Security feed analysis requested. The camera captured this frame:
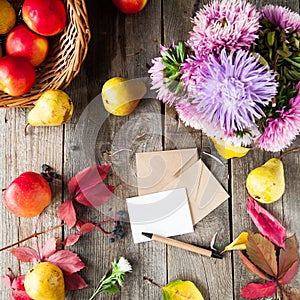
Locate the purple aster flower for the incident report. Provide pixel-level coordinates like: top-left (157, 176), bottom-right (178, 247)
top-left (262, 5), bottom-right (300, 32)
top-left (149, 43), bottom-right (188, 106)
top-left (176, 99), bottom-right (260, 147)
top-left (192, 48), bottom-right (278, 135)
top-left (188, 0), bottom-right (260, 57)
top-left (257, 95), bottom-right (300, 152)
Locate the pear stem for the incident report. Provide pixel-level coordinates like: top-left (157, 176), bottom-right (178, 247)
top-left (0, 223), bottom-right (65, 252)
top-left (24, 123), bottom-right (30, 136)
top-left (143, 276), bottom-right (162, 289)
top-left (278, 148), bottom-right (299, 160)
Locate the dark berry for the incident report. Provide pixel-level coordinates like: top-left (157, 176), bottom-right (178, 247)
top-left (40, 172), bottom-right (47, 178)
top-left (42, 164), bottom-right (50, 171)
top-left (117, 233), bottom-right (124, 239)
top-left (49, 172), bottom-right (59, 178)
top-left (112, 229), bottom-right (117, 235)
top-left (109, 237), bottom-right (115, 243)
top-left (71, 145), bottom-right (79, 151)
top-left (119, 221), bottom-right (124, 226)
top-left (118, 229), bottom-right (123, 235)
top-left (46, 177), bottom-right (53, 183)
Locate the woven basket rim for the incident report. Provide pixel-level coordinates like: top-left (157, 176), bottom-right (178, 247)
top-left (0, 0), bottom-right (91, 108)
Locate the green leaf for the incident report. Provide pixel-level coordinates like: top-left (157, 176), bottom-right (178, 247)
top-left (105, 285), bottom-right (120, 294)
top-left (246, 232), bottom-right (277, 277)
top-left (278, 234), bottom-right (299, 284)
top-left (162, 280), bottom-right (204, 300)
top-left (267, 31), bottom-right (276, 46)
top-left (277, 49), bottom-right (293, 58)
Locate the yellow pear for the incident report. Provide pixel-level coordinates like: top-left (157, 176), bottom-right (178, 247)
top-left (0, 0), bottom-right (16, 35)
top-left (24, 262), bottom-right (65, 300)
top-left (102, 77), bottom-right (146, 116)
top-left (246, 158), bottom-right (285, 204)
top-left (28, 90), bottom-right (73, 126)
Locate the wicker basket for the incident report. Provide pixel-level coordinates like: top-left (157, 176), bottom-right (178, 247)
top-left (0, 0), bottom-right (91, 108)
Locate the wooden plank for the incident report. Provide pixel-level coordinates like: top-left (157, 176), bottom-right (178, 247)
top-left (162, 1), bottom-right (233, 299)
top-left (0, 108), bottom-right (63, 299)
top-left (231, 2), bottom-right (300, 298)
top-left (63, 0), bottom-right (165, 299)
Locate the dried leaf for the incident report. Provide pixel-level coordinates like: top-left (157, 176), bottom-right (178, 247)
top-left (58, 200), bottom-right (77, 228)
top-left (78, 222), bottom-right (96, 233)
top-left (42, 237), bottom-right (59, 258)
top-left (240, 282), bottom-right (277, 299)
top-left (63, 234), bottom-right (81, 247)
top-left (64, 272), bottom-right (88, 290)
top-left (278, 234), bottom-right (299, 284)
top-left (11, 247), bottom-right (40, 263)
top-left (246, 232), bottom-right (277, 277)
top-left (238, 251), bottom-right (272, 281)
top-left (46, 250), bottom-right (85, 275)
top-left (247, 195), bottom-right (286, 248)
top-left (68, 165), bottom-right (111, 197)
top-left (225, 232), bottom-right (248, 251)
top-left (162, 280), bottom-right (204, 300)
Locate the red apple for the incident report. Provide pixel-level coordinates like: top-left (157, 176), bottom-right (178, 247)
top-left (112, 0), bottom-right (148, 14)
top-left (0, 56), bottom-right (36, 96)
top-left (22, 0), bottom-right (67, 36)
top-left (6, 25), bottom-right (49, 67)
top-left (4, 172), bottom-right (52, 218)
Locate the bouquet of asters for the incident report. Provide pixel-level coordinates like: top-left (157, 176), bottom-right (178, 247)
top-left (149, 0), bottom-right (300, 152)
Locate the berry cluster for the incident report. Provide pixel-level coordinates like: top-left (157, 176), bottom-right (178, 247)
top-left (109, 211), bottom-right (127, 243)
top-left (40, 164), bottom-right (59, 183)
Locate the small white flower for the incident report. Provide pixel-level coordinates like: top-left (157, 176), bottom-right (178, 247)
top-left (117, 257), bottom-right (132, 273)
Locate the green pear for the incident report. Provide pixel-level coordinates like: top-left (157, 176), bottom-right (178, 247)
top-left (28, 90), bottom-right (73, 126)
top-left (246, 158), bottom-right (285, 204)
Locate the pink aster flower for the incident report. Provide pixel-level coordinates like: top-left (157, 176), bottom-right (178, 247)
top-left (188, 0), bottom-right (260, 57)
top-left (257, 95), bottom-right (300, 152)
top-left (262, 5), bottom-right (300, 32)
top-left (148, 43), bottom-right (188, 106)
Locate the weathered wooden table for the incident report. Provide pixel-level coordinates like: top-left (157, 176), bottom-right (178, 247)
top-left (1, 0), bottom-right (300, 299)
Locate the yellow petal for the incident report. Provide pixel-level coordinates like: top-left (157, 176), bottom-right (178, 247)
top-left (225, 232), bottom-right (248, 251)
top-left (212, 138), bottom-right (251, 159)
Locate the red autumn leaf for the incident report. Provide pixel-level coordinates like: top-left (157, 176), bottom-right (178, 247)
top-left (11, 247), bottom-right (40, 263)
top-left (58, 200), bottom-right (77, 228)
top-left (2, 274), bottom-right (12, 289)
top-left (279, 260), bottom-right (299, 285)
top-left (63, 234), bottom-right (81, 247)
top-left (74, 182), bottom-right (115, 207)
top-left (278, 234), bottom-right (299, 284)
top-left (68, 165), bottom-right (111, 197)
top-left (46, 250), bottom-right (85, 275)
top-left (42, 237), bottom-right (59, 258)
top-left (11, 290), bottom-right (33, 300)
top-left (246, 195), bottom-right (286, 248)
top-left (246, 232), bottom-right (277, 277)
top-left (240, 282), bottom-right (277, 299)
top-left (78, 222), bottom-right (96, 233)
top-left (63, 272), bottom-right (88, 290)
top-left (12, 275), bottom-right (26, 291)
top-left (238, 251), bottom-right (273, 281)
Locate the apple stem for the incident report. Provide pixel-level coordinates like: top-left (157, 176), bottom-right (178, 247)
top-left (278, 148), bottom-right (299, 160)
top-left (0, 223), bottom-right (65, 252)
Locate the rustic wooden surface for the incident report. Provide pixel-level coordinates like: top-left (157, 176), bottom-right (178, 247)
top-left (0, 0), bottom-right (300, 299)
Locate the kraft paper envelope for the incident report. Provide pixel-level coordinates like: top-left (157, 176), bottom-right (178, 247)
top-left (126, 188), bottom-right (194, 243)
top-left (136, 149), bottom-right (229, 225)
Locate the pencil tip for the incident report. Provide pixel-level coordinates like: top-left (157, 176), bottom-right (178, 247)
top-left (142, 232), bottom-right (153, 239)
top-left (211, 251), bottom-right (223, 259)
